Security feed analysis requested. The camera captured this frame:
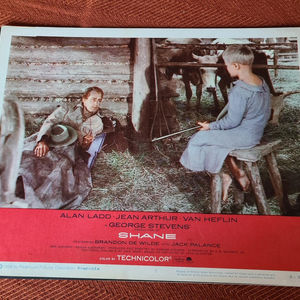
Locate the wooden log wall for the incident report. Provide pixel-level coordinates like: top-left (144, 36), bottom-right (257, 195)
top-left (5, 37), bottom-right (133, 120)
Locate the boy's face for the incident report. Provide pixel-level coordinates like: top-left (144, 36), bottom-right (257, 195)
top-left (82, 90), bottom-right (103, 113)
top-left (225, 61), bottom-right (239, 77)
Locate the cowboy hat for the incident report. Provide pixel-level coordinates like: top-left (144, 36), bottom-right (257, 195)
top-left (48, 124), bottom-right (78, 147)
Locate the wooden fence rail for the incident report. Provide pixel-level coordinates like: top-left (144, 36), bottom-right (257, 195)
top-left (156, 42), bottom-right (298, 51)
top-left (157, 62), bottom-right (299, 70)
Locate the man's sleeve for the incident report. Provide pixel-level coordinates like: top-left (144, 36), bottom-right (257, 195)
top-left (36, 105), bottom-right (67, 143)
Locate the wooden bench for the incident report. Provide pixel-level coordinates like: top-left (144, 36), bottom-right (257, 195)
top-left (211, 140), bottom-right (283, 215)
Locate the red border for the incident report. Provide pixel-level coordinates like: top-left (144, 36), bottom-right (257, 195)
top-left (0, 208), bottom-right (299, 271)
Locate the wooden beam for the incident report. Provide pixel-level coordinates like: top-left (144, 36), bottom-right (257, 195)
top-left (5, 79), bottom-right (132, 99)
top-left (9, 47), bottom-right (131, 64)
top-left (19, 100), bottom-right (129, 116)
top-left (131, 38), bottom-right (152, 134)
top-left (157, 62), bottom-right (299, 70)
top-left (156, 42), bottom-right (297, 51)
top-left (7, 63), bottom-right (131, 78)
top-left (229, 140), bottom-right (281, 162)
top-left (11, 37), bottom-right (131, 47)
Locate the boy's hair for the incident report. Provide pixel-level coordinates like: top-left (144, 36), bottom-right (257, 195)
top-left (83, 86), bottom-right (104, 99)
top-left (222, 45), bottom-right (254, 65)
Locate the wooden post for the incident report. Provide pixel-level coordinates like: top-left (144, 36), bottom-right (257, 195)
top-left (232, 160), bottom-right (244, 209)
top-left (233, 187), bottom-right (245, 212)
top-left (244, 161), bottom-right (270, 215)
top-left (131, 38), bottom-right (152, 136)
top-left (0, 100), bottom-right (24, 204)
top-left (211, 173), bottom-right (222, 213)
top-left (274, 50), bottom-right (279, 77)
top-left (265, 152), bottom-right (284, 214)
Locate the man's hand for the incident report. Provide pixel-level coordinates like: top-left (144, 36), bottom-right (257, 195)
top-left (34, 141), bottom-right (49, 157)
top-left (197, 121), bottom-right (210, 131)
top-left (82, 132), bottom-right (94, 149)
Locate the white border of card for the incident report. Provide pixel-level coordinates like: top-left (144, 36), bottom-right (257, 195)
top-left (0, 26), bottom-right (299, 286)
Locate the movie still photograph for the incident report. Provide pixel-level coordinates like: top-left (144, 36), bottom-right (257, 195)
top-left (1, 34), bottom-right (299, 215)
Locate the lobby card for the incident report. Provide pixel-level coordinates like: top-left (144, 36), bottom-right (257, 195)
top-left (0, 26), bottom-right (300, 286)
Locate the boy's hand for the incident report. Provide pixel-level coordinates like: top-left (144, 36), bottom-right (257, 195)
top-left (34, 141), bottom-right (49, 157)
top-left (82, 132), bottom-right (94, 149)
top-left (197, 121), bottom-right (210, 131)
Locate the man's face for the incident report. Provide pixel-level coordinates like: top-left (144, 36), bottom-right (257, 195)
top-left (82, 90), bottom-right (103, 113)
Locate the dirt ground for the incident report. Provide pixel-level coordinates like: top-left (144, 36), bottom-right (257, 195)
top-left (78, 65), bottom-right (300, 216)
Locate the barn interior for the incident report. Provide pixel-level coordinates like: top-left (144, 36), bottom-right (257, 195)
top-left (4, 36), bottom-right (300, 215)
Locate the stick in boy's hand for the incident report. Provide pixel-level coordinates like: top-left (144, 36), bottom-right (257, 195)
top-left (197, 121), bottom-right (210, 131)
top-left (151, 125), bottom-right (202, 142)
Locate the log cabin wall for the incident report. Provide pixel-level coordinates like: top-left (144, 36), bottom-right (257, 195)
top-left (4, 36), bottom-right (133, 126)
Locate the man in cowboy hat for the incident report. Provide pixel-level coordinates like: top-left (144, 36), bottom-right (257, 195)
top-left (34, 86), bottom-right (113, 168)
top-left (16, 86), bottom-right (115, 209)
